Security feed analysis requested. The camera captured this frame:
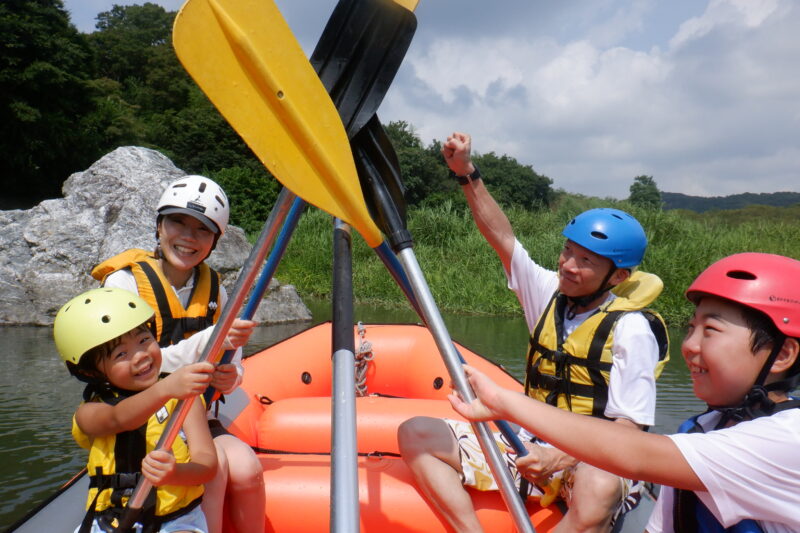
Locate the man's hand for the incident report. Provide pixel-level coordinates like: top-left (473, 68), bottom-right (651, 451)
top-left (515, 443), bottom-right (576, 486)
top-left (441, 131), bottom-right (475, 176)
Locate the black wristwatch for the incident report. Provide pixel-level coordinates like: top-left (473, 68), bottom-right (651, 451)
top-left (450, 164), bottom-right (482, 185)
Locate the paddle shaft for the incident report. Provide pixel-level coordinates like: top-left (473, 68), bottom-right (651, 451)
top-left (396, 248), bottom-right (536, 533)
top-left (115, 188), bottom-right (296, 532)
top-left (373, 243), bottom-right (528, 453)
top-left (331, 219), bottom-right (360, 530)
top-left (203, 193), bottom-right (304, 404)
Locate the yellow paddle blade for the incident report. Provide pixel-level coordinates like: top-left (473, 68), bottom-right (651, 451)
top-left (173, 0), bottom-right (383, 247)
top-left (394, 0), bottom-right (420, 11)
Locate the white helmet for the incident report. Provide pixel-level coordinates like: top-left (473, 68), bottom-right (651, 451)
top-left (157, 175), bottom-right (229, 235)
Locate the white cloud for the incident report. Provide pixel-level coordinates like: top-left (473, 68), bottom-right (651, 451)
top-left (670, 0), bottom-right (780, 50)
top-left (379, 0), bottom-right (800, 198)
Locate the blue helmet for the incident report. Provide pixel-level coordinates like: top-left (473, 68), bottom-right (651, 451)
top-left (562, 208), bottom-right (647, 268)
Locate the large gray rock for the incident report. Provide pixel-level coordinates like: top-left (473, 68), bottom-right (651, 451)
top-left (0, 146), bottom-right (311, 326)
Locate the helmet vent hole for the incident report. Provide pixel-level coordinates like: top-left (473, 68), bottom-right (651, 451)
top-left (101, 315), bottom-right (111, 323)
top-left (611, 214), bottom-right (623, 220)
top-left (128, 302), bottom-right (136, 309)
top-left (199, 182), bottom-right (207, 193)
top-left (84, 298), bottom-right (91, 304)
top-left (174, 183), bottom-right (186, 189)
top-left (214, 195), bottom-right (225, 208)
top-left (591, 231), bottom-right (608, 240)
top-left (726, 270), bottom-right (756, 281)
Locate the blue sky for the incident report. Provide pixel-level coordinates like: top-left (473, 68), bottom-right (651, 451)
top-left (62, 0), bottom-right (800, 199)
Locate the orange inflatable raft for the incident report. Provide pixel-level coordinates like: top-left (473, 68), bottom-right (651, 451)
top-left (217, 322), bottom-right (563, 532)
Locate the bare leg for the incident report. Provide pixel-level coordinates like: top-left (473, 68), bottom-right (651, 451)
top-left (215, 434), bottom-right (266, 533)
top-left (554, 462), bottom-right (621, 533)
top-left (398, 416), bottom-right (485, 533)
top-left (202, 438), bottom-right (230, 533)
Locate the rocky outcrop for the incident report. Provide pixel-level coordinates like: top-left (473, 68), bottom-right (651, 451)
top-left (0, 146), bottom-right (311, 326)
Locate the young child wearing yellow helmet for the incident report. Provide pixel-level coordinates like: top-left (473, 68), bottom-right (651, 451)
top-left (55, 287), bottom-right (217, 533)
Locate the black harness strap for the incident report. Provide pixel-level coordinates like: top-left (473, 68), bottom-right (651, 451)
top-left (586, 310), bottom-right (622, 418)
top-left (525, 293), bottom-right (557, 396)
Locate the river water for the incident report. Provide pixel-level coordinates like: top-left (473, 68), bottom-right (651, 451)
top-left (0, 299), bottom-right (703, 528)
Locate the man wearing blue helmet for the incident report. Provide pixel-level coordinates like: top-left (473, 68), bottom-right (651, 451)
top-left (399, 132), bottom-right (669, 532)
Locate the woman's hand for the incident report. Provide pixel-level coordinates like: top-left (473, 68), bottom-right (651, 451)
top-left (210, 363), bottom-right (238, 394)
top-left (223, 319), bottom-right (257, 350)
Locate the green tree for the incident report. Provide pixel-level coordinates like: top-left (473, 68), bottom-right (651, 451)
top-left (629, 175), bottom-right (662, 210)
top-left (88, 3), bottom-right (173, 85)
top-left (0, 0), bottom-right (96, 204)
top-left (384, 121), bottom-right (453, 207)
top-left (474, 152), bottom-right (553, 210)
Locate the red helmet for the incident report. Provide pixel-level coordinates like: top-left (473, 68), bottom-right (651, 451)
top-left (686, 253), bottom-right (800, 338)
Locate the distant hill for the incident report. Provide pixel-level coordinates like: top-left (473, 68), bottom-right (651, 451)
top-left (662, 191), bottom-right (800, 212)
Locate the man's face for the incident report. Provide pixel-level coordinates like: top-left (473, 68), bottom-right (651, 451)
top-left (557, 240), bottom-right (615, 298)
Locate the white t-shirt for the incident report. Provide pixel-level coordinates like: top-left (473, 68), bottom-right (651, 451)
top-left (104, 268), bottom-right (244, 392)
top-left (647, 408), bottom-right (800, 532)
top-left (507, 239), bottom-right (659, 426)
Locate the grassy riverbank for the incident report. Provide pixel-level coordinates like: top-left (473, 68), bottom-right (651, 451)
top-left (273, 197), bottom-right (800, 326)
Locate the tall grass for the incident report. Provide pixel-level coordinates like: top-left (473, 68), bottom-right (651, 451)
top-left (273, 199), bottom-right (800, 327)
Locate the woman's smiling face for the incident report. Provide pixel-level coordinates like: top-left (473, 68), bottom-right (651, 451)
top-left (681, 296), bottom-right (771, 406)
top-left (157, 213), bottom-right (216, 272)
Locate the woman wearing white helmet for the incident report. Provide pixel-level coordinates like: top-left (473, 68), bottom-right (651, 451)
top-left (91, 175), bottom-right (265, 533)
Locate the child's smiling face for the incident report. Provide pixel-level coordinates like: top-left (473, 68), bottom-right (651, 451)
top-left (98, 328), bottom-right (162, 391)
top-left (682, 296), bottom-right (772, 407)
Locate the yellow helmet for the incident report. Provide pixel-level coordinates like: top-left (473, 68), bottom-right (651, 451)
top-left (54, 288), bottom-right (154, 366)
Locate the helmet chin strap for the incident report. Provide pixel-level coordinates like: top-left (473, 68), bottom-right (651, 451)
top-left (565, 266), bottom-right (617, 320)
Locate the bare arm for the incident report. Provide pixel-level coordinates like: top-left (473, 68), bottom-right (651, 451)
top-left (442, 132), bottom-right (516, 272)
top-left (75, 362), bottom-right (214, 437)
top-left (451, 365), bottom-right (704, 491)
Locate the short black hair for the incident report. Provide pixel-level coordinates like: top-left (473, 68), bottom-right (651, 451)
top-left (738, 304), bottom-right (800, 379)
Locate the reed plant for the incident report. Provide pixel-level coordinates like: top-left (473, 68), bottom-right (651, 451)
top-left (274, 198), bottom-right (800, 328)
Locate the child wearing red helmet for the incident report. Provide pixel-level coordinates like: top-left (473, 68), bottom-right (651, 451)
top-left (449, 253), bottom-right (800, 531)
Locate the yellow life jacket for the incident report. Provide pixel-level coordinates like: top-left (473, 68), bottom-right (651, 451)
top-left (91, 249), bottom-right (221, 348)
top-left (72, 389), bottom-right (204, 529)
top-left (524, 270), bottom-right (670, 419)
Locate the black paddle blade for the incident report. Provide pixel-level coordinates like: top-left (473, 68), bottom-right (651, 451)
top-left (352, 114), bottom-right (413, 251)
top-left (310, 0), bottom-right (417, 138)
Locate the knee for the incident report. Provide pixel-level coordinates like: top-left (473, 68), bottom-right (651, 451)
top-left (214, 440), bottom-right (230, 473)
top-left (568, 468), bottom-right (621, 527)
top-left (397, 416), bottom-right (449, 457)
top-left (224, 442), bottom-right (264, 488)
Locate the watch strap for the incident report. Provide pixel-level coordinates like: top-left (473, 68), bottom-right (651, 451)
top-left (450, 164), bottom-right (482, 185)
